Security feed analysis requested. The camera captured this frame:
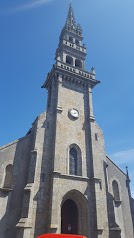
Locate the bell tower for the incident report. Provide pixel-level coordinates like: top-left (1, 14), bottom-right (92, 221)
top-left (43, 3), bottom-right (98, 123)
top-left (56, 3), bottom-right (86, 70)
top-left (0, 3), bottom-right (134, 238)
top-left (41, 3), bottom-right (109, 238)
top-left (42, 2), bottom-right (100, 175)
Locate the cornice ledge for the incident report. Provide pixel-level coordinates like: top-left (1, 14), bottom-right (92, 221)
top-left (56, 106), bottom-right (63, 113)
top-left (16, 218), bottom-right (32, 228)
top-left (0, 187), bottom-right (13, 192)
top-left (24, 183), bottom-right (33, 191)
top-left (92, 177), bottom-right (102, 181)
top-left (60, 173), bottom-right (89, 181)
top-left (109, 227), bottom-right (121, 231)
top-left (31, 149), bottom-right (37, 154)
top-left (50, 224), bottom-right (58, 229)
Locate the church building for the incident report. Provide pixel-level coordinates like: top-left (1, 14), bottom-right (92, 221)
top-left (0, 4), bottom-right (134, 238)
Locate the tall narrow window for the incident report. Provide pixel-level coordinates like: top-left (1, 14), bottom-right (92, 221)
top-left (66, 56), bottom-right (73, 65)
top-left (75, 59), bottom-right (82, 68)
top-left (75, 39), bottom-right (79, 45)
top-left (95, 133), bottom-right (98, 141)
top-left (69, 148), bottom-right (77, 175)
top-left (4, 164), bottom-right (13, 189)
top-left (69, 36), bottom-right (73, 43)
top-left (112, 180), bottom-right (120, 201)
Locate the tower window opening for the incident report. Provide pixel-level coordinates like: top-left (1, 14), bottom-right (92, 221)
top-left (69, 147), bottom-right (77, 175)
top-left (69, 144), bottom-right (82, 176)
top-left (75, 59), bottom-right (82, 68)
top-left (112, 180), bottom-right (120, 201)
top-left (66, 56), bottom-right (73, 65)
top-left (75, 39), bottom-right (79, 45)
top-left (95, 133), bottom-right (98, 141)
top-left (69, 36), bottom-right (73, 42)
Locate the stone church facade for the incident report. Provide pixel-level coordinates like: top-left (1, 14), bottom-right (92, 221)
top-left (0, 4), bottom-right (134, 238)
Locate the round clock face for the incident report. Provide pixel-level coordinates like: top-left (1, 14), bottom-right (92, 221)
top-left (69, 109), bottom-right (79, 119)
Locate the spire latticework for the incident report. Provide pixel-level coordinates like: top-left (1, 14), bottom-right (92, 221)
top-left (55, 2), bottom-right (87, 69)
top-left (65, 3), bottom-right (82, 36)
top-left (66, 3), bottom-right (76, 28)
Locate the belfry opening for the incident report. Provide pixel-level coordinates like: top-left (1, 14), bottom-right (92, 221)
top-left (61, 199), bottom-right (78, 234)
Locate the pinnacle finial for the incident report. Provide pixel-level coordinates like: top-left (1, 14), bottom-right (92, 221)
top-left (66, 2), bottom-right (76, 28)
top-left (126, 166), bottom-right (130, 180)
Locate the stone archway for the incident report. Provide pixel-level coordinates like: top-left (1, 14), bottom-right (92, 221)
top-left (61, 190), bottom-right (89, 237)
top-left (61, 199), bottom-right (78, 234)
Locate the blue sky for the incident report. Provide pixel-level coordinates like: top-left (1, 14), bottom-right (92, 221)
top-left (0, 0), bottom-right (134, 196)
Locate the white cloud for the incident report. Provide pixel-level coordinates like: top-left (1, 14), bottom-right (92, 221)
top-left (15, 0), bottom-right (53, 10)
top-left (109, 148), bottom-right (134, 166)
top-left (0, 0), bottom-right (53, 14)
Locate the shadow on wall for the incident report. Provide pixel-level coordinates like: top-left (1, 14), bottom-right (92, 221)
top-left (103, 161), bottom-right (121, 238)
top-left (0, 136), bottom-right (32, 238)
top-left (32, 116), bottom-right (56, 237)
top-left (131, 197), bottom-right (134, 228)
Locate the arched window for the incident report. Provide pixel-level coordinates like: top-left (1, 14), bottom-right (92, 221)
top-left (66, 56), bottom-right (73, 65)
top-left (69, 36), bottom-right (73, 43)
top-left (69, 148), bottom-right (77, 175)
top-left (4, 164), bottom-right (13, 189)
top-left (75, 59), bottom-right (82, 68)
top-left (69, 145), bottom-right (82, 176)
top-left (112, 180), bottom-right (120, 201)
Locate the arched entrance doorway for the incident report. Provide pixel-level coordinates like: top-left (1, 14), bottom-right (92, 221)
top-left (61, 199), bottom-right (78, 234)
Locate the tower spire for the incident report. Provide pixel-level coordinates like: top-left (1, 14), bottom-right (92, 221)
top-left (64, 3), bottom-right (82, 37)
top-left (66, 2), bottom-right (76, 29)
